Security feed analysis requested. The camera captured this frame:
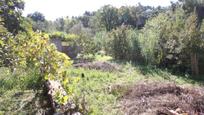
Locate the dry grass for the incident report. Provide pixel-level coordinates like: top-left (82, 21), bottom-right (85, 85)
top-left (120, 81), bottom-right (204, 115)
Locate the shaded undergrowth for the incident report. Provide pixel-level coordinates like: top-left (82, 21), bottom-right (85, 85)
top-left (0, 67), bottom-right (51, 114)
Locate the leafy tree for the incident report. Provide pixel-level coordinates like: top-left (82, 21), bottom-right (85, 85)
top-left (139, 6), bottom-right (204, 74)
top-left (98, 5), bottom-right (119, 31)
top-left (55, 18), bottom-right (65, 32)
top-left (138, 13), bottom-right (166, 64)
top-left (183, 12), bottom-right (204, 75)
top-left (26, 12), bottom-right (51, 32)
top-left (27, 11), bottom-right (45, 22)
top-left (110, 26), bottom-right (130, 60)
top-left (77, 32), bottom-right (99, 55)
top-left (78, 11), bottom-right (94, 28)
top-left (53, 17), bottom-right (79, 33)
top-left (69, 22), bottom-right (83, 34)
top-left (178, 0), bottom-right (204, 75)
top-left (0, 0), bottom-right (24, 34)
top-left (0, 23), bottom-right (16, 67)
top-left (108, 25), bottom-right (142, 61)
top-left (118, 6), bottom-right (132, 25)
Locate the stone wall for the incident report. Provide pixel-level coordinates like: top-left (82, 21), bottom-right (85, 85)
top-left (50, 38), bottom-right (62, 52)
top-left (50, 38), bottom-right (80, 59)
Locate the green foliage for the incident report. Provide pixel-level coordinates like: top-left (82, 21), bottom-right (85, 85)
top-left (138, 7), bottom-right (204, 73)
top-left (179, 0), bottom-right (204, 14)
top-left (65, 62), bottom-right (204, 114)
top-left (138, 12), bottom-right (169, 64)
top-left (0, 67), bottom-right (40, 94)
top-left (92, 4), bottom-right (163, 31)
top-left (18, 31), bottom-right (76, 103)
top-left (26, 12), bottom-right (55, 33)
top-left (52, 17), bottom-right (79, 33)
top-left (108, 25), bottom-right (142, 61)
top-left (0, 67), bottom-right (50, 114)
top-left (184, 12), bottom-right (204, 52)
top-left (78, 11), bottom-right (94, 28)
top-left (27, 12), bottom-right (45, 22)
top-left (30, 20), bottom-right (50, 32)
top-left (50, 31), bottom-right (99, 55)
top-left (98, 5), bottom-right (119, 31)
top-left (77, 33), bottom-right (100, 55)
top-left (0, 0), bottom-right (24, 34)
top-left (108, 26), bottom-right (130, 60)
top-left (25, 4), bottom-right (165, 33)
top-left (93, 31), bottom-right (109, 51)
top-left (0, 25), bottom-right (78, 105)
top-left (66, 67), bottom-right (139, 114)
top-left (0, 26), bottom-right (17, 67)
top-left (50, 31), bottom-right (79, 41)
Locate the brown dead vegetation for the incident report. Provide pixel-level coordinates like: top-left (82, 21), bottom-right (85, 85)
top-left (120, 82), bottom-right (204, 115)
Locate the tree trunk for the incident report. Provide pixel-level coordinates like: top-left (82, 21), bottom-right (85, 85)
top-left (191, 53), bottom-right (199, 76)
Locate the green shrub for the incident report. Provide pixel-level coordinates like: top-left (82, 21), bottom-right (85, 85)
top-left (93, 31), bottom-right (109, 51)
top-left (138, 8), bottom-right (204, 74)
top-left (0, 26), bottom-right (78, 105)
top-left (49, 31), bottom-right (79, 41)
top-left (107, 25), bottom-right (143, 62)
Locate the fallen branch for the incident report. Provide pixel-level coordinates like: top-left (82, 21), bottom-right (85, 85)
top-left (45, 80), bottom-right (81, 114)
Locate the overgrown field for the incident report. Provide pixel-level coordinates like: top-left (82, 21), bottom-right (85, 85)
top-left (0, 68), bottom-right (51, 114)
top-left (1, 0), bottom-right (204, 114)
top-left (1, 61), bottom-right (204, 114)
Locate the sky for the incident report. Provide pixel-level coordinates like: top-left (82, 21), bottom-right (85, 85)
top-left (23, 0), bottom-right (178, 21)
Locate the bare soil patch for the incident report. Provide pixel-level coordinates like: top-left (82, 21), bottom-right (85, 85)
top-left (73, 61), bottom-right (121, 72)
top-left (120, 82), bottom-right (204, 115)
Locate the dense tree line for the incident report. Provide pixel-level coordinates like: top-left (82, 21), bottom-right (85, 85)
top-left (27, 4), bottom-right (166, 33)
top-left (25, 1), bottom-right (204, 75)
top-left (2, 0), bottom-right (204, 76)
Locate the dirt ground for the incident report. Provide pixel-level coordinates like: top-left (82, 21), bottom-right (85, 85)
top-left (73, 61), bottom-right (121, 72)
top-left (120, 82), bottom-right (204, 115)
